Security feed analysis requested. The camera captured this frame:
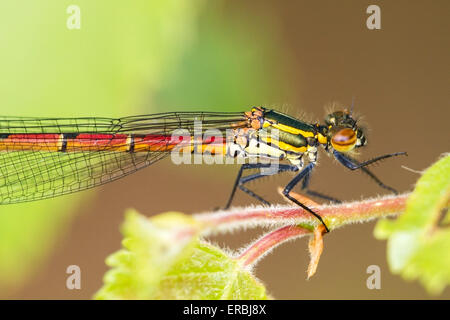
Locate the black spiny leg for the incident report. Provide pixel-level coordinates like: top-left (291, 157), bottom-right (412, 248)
top-left (360, 166), bottom-right (399, 194)
top-left (300, 169), bottom-right (342, 203)
top-left (224, 163), bottom-right (299, 209)
top-left (282, 163), bottom-right (330, 232)
top-left (333, 150), bottom-right (407, 194)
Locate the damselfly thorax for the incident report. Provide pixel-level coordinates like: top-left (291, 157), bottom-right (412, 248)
top-left (0, 107), bottom-right (406, 231)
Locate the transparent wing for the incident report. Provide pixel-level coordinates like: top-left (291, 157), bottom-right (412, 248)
top-left (0, 111), bottom-right (246, 204)
top-left (0, 149), bottom-right (170, 204)
top-left (0, 111), bottom-right (245, 134)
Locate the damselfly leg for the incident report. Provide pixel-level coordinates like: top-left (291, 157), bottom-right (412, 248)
top-left (333, 151), bottom-right (407, 195)
top-left (225, 162), bottom-right (341, 207)
top-left (224, 162), bottom-right (331, 232)
top-left (225, 152), bottom-right (408, 233)
top-left (281, 163), bottom-right (330, 232)
top-left (224, 163), bottom-right (299, 209)
top-left (300, 170), bottom-right (342, 204)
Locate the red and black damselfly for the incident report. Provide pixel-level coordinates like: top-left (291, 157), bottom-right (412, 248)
top-left (0, 107), bottom-right (406, 232)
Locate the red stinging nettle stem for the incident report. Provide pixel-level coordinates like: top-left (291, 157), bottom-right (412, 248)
top-left (230, 194), bottom-right (409, 269)
top-left (236, 225), bottom-right (309, 267)
top-left (196, 193), bottom-right (409, 231)
top-left (195, 194), bottom-right (409, 269)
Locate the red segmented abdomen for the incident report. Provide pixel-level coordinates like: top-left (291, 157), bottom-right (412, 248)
top-left (0, 133), bottom-right (228, 154)
top-left (65, 134), bottom-right (129, 151)
top-left (130, 134), bottom-right (227, 154)
top-left (0, 134), bottom-right (63, 151)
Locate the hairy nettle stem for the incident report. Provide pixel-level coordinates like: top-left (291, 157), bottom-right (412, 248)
top-left (236, 225), bottom-right (310, 268)
top-left (196, 193), bottom-right (409, 232)
top-left (194, 193), bottom-right (410, 274)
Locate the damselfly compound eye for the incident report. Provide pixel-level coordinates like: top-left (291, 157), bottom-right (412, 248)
top-left (331, 128), bottom-right (357, 152)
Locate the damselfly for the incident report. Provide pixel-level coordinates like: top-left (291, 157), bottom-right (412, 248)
top-left (0, 107), bottom-right (405, 232)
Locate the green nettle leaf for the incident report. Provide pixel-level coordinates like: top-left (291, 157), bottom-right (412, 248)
top-left (375, 154), bottom-right (450, 295)
top-left (95, 210), bottom-right (268, 300)
top-left (96, 156), bottom-right (450, 299)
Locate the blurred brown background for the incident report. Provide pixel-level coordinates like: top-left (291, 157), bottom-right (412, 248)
top-left (2, 0), bottom-right (449, 299)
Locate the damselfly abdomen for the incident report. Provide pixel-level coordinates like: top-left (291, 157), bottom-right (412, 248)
top-left (0, 107), bottom-right (406, 232)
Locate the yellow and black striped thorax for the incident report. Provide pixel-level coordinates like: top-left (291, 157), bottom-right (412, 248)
top-left (246, 107), bottom-right (327, 156)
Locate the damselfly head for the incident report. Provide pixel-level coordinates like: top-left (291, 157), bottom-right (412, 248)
top-left (323, 110), bottom-right (367, 152)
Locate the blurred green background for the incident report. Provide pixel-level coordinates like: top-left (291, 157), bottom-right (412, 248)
top-left (0, 0), bottom-right (448, 299)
